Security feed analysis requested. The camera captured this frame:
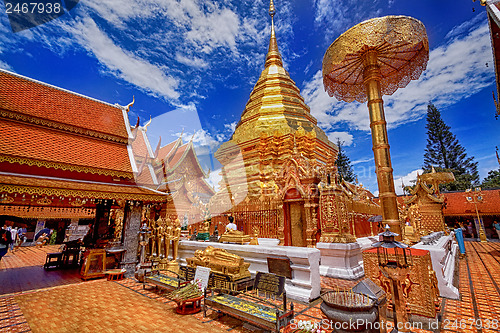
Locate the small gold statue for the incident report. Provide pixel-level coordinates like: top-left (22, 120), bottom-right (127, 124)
top-left (249, 226), bottom-right (259, 245)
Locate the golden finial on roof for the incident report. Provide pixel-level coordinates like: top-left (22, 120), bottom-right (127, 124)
top-left (126, 96), bottom-right (135, 113)
top-left (144, 115), bottom-right (152, 131)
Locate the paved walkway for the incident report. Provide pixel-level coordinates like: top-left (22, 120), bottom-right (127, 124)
top-left (0, 245), bottom-right (81, 295)
top-left (0, 242), bottom-right (499, 332)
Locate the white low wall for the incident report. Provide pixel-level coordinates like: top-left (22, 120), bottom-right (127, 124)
top-left (178, 240), bottom-right (321, 303)
top-left (412, 233), bottom-right (459, 299)
top-left (317, 242), bottom-right (364, 280)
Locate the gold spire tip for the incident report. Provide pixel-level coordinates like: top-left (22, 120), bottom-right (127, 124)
top-left (269, 0), bottom-right (275, 18)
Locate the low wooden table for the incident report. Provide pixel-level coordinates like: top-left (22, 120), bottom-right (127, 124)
top-left (174, 295), bottom-right (203, 315)
top-left (105, 269), bottom-right (126, 281)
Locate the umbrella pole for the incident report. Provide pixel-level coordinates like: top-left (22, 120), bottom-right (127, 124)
top-left (362, 50), bottom-right (401, 239)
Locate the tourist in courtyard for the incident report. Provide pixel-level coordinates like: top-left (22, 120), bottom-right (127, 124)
top-left (466, 220), bottom-right (475, 238)
top-left (9, 227), bottom-right (18, 252)
top-left (0, 224), bottom-right (13, 261)
top-left (493, 221), bottom-right (500, 239)
top-left (14, 227), bottom-right (26, 251)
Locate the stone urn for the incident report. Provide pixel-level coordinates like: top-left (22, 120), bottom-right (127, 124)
top-left (320, 291), bottom-right (379, 333)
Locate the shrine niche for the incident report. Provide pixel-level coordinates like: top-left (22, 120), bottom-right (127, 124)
top-left (274, 150), bottom-right (321, 247)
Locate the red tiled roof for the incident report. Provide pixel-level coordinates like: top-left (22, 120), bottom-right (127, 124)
top-left (0, 70), bottom-right (128, 140)
top-left (131, 128), bottom-right (150, 159)
top-left (0, 118), bottom-right (133, 176)
top-left (157, 139), bottom-right (179, 161)
top-left (168, 143), bottom-right (188, 167)
top-left (136, 165), bottom-right (156, 186)
top-left (443, 189), bottom-right (500, 216)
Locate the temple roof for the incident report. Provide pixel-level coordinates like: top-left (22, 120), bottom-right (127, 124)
top-left (0, 117), bottom-right (133, 178)
top-left (131, 126), bottom-right (155, 160)
top-left (157, 137), bottom-right (182, 161)
top-left (0, 69), bottom-right (129, 142)
top-left (442, 189), bottom-right (500, 216)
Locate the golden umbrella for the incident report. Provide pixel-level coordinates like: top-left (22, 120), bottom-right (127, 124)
top-left (322, 16), bottom-right (429, 238)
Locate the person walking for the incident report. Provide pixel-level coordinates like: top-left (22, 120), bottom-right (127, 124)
top-left (466, 220), bottom-right (474, 239)
top-left (0, 224), bottom-right (13, 261)
top-left (9, 227), bottom-right (18, 253)
top-left (493, 221), bottom-right (500, 239)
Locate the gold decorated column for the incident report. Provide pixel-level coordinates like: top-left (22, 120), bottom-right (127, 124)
top-left (322, 16), bottom-right (429, 239)
top-left (362, 49), bottom-right (400, 233)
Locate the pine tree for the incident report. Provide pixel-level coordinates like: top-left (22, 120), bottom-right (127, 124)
top-left (481, 168), bottom-right (500, 189)
top-left (335, 139), bottom-right (356, 183)
top-left (423, 103), bottom-right (479, 191)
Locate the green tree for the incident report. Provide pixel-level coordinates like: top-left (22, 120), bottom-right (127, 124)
top-left (481, 168), bottom-right (500, 189)
top-left (335, 139), bottom-right (356, 183)
top-left (423, 103), bottom-right (479, 191)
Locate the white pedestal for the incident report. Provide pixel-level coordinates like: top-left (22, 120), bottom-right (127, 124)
top-left (178, 240), bottom-right (321, 303)
top-left (412, 233), bottom-right (459, 299)
top-left (356, 236), bottom-right (379, 251)
top-left (317, 242), bottom-right (365, 280)
top-left (257, 238), bottom-right (280, 246)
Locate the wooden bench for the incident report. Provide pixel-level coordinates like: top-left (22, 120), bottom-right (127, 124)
top-left (144, 265), bottom-right (196, 292)
top-left (204, 272), bottom-right (294, 332)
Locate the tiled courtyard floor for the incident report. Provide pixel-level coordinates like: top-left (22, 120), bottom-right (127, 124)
top-left (0, 241), bottom-right (499, 332)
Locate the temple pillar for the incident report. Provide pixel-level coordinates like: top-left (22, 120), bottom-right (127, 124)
top-left (121, 201), bottom-right (143, 277)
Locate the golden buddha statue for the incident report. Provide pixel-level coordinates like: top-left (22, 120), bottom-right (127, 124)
top-left (187, 246), bottom-right (251, 281)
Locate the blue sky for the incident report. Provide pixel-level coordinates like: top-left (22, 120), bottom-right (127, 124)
top-left (0, 0), bottom-right (498, 195)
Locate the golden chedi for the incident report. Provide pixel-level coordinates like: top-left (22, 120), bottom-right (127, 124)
top-left (213, 0), bottom-right (337, 203)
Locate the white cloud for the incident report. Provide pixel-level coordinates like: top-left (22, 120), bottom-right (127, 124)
top-left (224, 121), bottom-right (237, 132)
top-left (206, 168), bottom-right (222, 191)
top-left (0, 60), bottom-right (12, 71)
top-left (302, 20), bottom-right (494, 132)
top-left (186, 8), bottom-right (240, 53)
top-left (175, 53), bottom-right (209, 69)
top-left (327, 131), bottom-right (353, 146)
top-left (71, 17), bottom-right (180, 100)
top-left (394, 169), bottom-right (423, 195)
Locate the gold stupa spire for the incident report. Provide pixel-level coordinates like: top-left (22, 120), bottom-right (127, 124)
top-left (265, 0), bottom-right (282, 68)
top-left (212, 0), bottom-right (337, 199)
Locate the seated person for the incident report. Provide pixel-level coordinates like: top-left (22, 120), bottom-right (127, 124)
top-left (226, 216), bottom-right (237, 232)
top-left (36, 233), bottom-right (49, 247)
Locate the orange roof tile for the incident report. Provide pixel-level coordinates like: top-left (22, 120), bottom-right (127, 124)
top-left (0, 118), bottom-right (133, 176)
top-left (168, 143), bottom-right (188, 167)
top-left (131, 128), bottom-right (151, 159)
top-left (157, 139), bottom-right (180, 161)
top-left (0, 70), bottom-right (128, 141)
top-left (136, 165), bottom-right (157, 186)
top-left (443, 189), bottom-right (500, 216)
